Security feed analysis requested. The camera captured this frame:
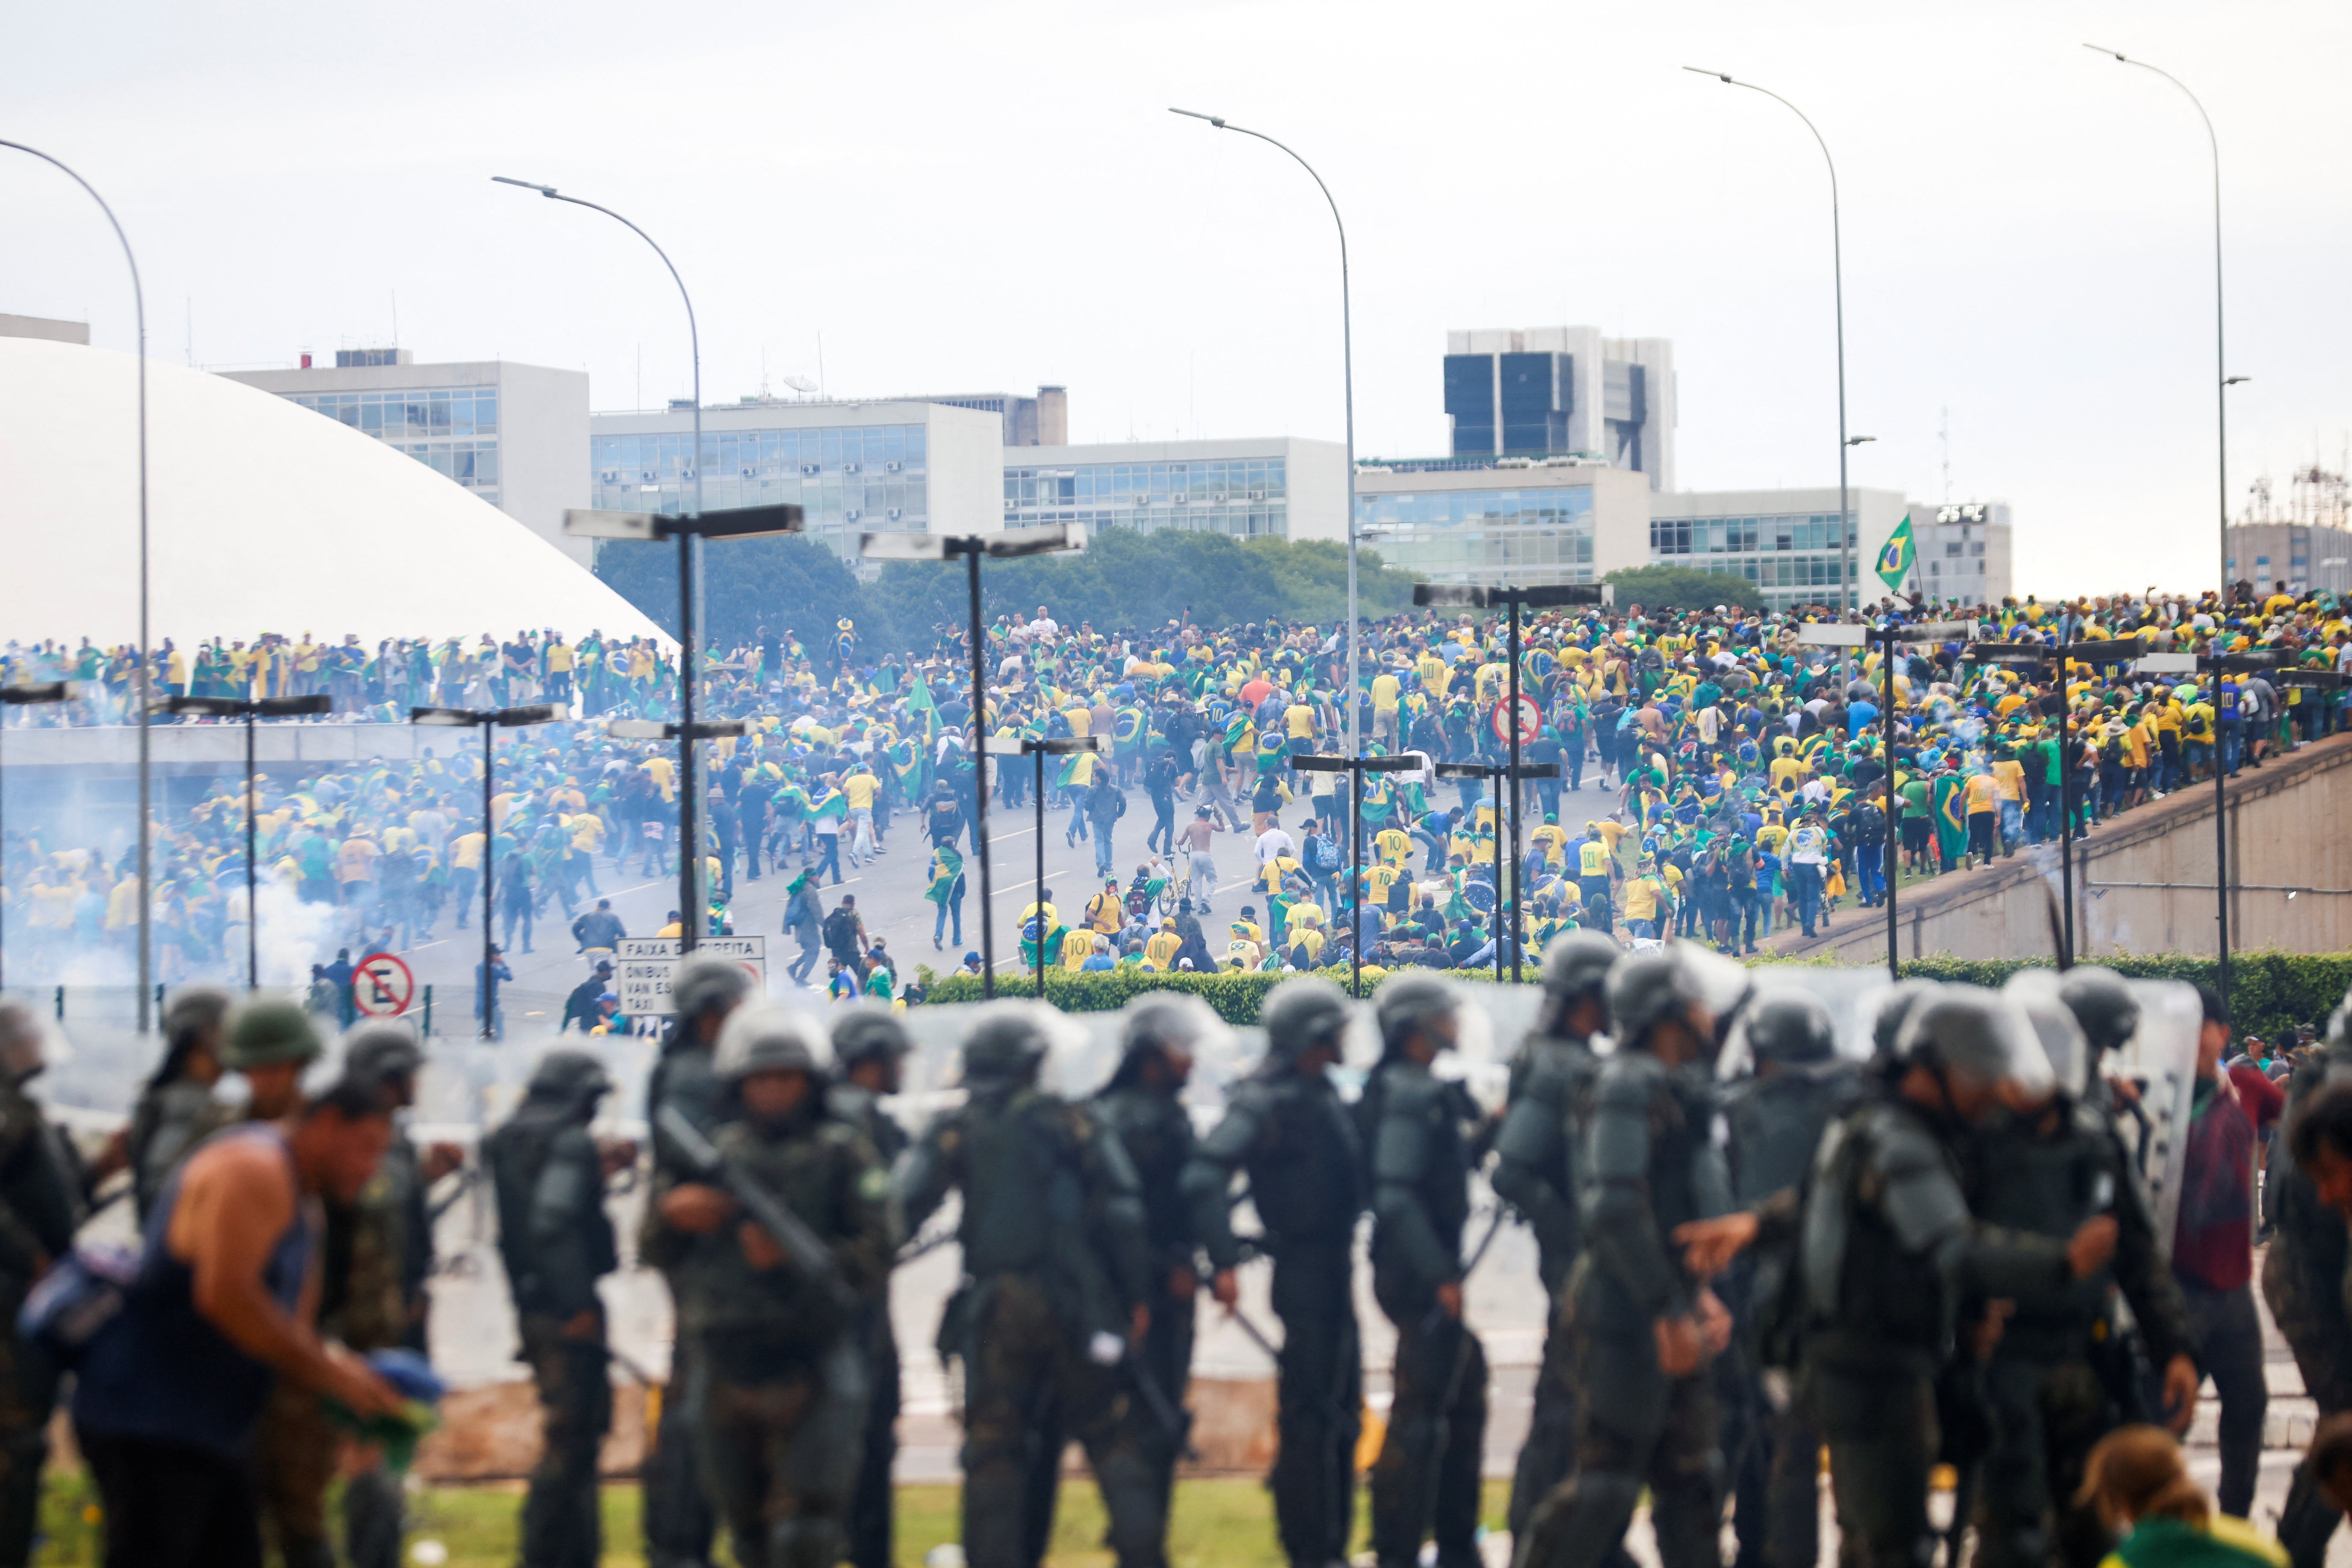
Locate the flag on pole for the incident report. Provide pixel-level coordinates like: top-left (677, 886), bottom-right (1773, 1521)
top-left (1875, 514), bottom-right (1918, 591)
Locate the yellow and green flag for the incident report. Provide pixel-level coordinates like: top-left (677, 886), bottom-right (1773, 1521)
top-left (1875, 514), bottom-right (1918, 591)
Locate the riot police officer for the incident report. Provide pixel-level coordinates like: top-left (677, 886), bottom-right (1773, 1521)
top-left (2263, 986), bottom-right (2352, 1568)
top-left (1093, 995), bottom-right (1224, 1527)
top-left (1970, 974), bottom-right (2199, 1568)
top-left (644, 955), bottom-right (754, 1568)
top-left (828, 1005), bottom-right (914, 1568)
top-left (1519, 943), bottom-right (1744, 1568)
top-left (0, 1003), bottom-right (89, 1568)
top-left (488, 1049), bottom-right (623, 1568)
top-left (1719, 991), bottom-right (1859, 1568)
top-left (1362, 974), bottom-right (1487, 1568)
top-left (1180, 977), bottom-right (1363, 1568)
top-left (653, 1004), bottom-right (894, 1568)
top-left (1490, 930), bottom-right (1617, 1544)
top-left (1680, 986), bottom-right (2122, 1568)
top-left (898, 1003), bottom-right (1163, 1568)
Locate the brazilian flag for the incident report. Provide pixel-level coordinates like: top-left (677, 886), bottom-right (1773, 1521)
top-left (924, 845), bottom-right (964, 905)
top-left (1876, 514), bottom-right (1918, 591)
top-left (1930, 772), bottom-right (1968, 866)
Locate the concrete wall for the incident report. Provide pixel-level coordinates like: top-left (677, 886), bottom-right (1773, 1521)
top-left (1776, 731), bottom-right (2352, 963)
top-left (497, 361), bottom-right (593, 567)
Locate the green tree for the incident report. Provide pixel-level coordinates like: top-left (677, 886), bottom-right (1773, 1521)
top-left (1602, 563), bottom-right (1764, 614)
top-left (594, 534), bottom-right (868, 653)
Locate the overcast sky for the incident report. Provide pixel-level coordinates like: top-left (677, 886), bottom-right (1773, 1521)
top-left (6, 0), bottom-right (2348, 596)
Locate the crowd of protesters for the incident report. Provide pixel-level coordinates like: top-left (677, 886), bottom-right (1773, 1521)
top-left (4, 579), bottom-right (2349, 995)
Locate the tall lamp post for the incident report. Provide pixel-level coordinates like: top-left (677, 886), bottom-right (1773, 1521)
top-left (862, 522), bottom-right (1084, 1000)
top-left (2083, 46), bottom-right (2244, 1011)
top-left (562, 502), bottom-right (801, 948)
top-left (496, 176), bottom-right (715, 939)
top-left (155, 693), bottom-right (331, 988)
top-left (607, 715), bottom-right (752, 934)
top-left (1168, 108), bottom-right (1362, 758)
top-left (1682, 71), bottom-right (1857, 640)
top-left (1432, 759), bottom-right (1559, 978)
top-left (0, 682), bottom-right (82, 992)
top-left (0, 141), bottom-right (152, 1033)
top-left (411, 703), bottom-right (561, 1038)
top-left (1292, 752), bottom-right (1421, 997)
top-left (983, 733), bottom-right (1105, 998)
top-left (1415, 582), bottom-right (1607, 978)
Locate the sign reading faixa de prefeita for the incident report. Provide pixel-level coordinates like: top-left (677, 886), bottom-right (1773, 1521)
top-left (616, 936), bottom-right (767, 1016)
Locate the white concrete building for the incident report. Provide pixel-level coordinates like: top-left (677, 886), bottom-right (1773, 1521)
top-left (1917, 501), bottom-right (2015, 605)
top-left (1001, 436), bottom-right (1349, 545)
top-left (222, 350), bottom-right (591, 565)
top-left (1353, 458), bottom-right (1652, 588)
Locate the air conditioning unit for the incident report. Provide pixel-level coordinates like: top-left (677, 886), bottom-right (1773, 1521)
top-left (1132, 495), bottom-right (1151, 507)
top-left (1496, 457), bottom-right (1535, 470)
top-left (740, 466), bottom-right (757, 478)
top-left (886, 508), bottom-right (903, 521)
top-left (641, 471), bottom-right (658, 482)
top-left (600, 470), bottom-right (618, 483)
top-left (1209, 493), bottom-right (1227, 503)
top-left (681, 467), bottom-right (696, 480)
top-left (1247, 489), bottom-right (1266, 500)
top-left (800, 463), bottom-right (819, 476)
top-left (845, 508), bottom-right (862, 521)
top-left (885, 460), bottom-right (902, 472)
top-left (843, 462), bottom-right (860, 473)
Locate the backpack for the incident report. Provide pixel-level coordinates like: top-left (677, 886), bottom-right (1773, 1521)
top-left (822, 907), bottom-right (858, 952)
top-left (1311, 835), bottom-right (1341, 874)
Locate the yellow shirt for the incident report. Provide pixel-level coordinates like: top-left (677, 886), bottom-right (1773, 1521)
top-left (1623, 875), bottom-right (1664, 922)
top-left (1371, 673), bottom-right (1402, 712)
top-left (451, 832), bottom-right (487, 871)
top-left (1085, 890), bottom-right (1125, 934)
top-left (1991, 759), bottom-right (2026, 802)
top-left (1374, 828), bottom-right (1413, 868)
top-left (843, 774), bottom-right (880, 811)
top-left (643, 757), bottom-right (676, 803)
top-left (1365, 864), bottom-right (1402, 902)
top-left (1145, 930), bottom-right (1183, 968)
top-left (1531, 824), bottom-right (1568, 864)
top-left (1965, 774), bottom-right (2000, 815)
top-left (1060, 927), bottom-right (1098, 971)
top-left (1284, 703), bottom-right (1315, 739)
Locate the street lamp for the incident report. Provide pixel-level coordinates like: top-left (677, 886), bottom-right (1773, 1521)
top-left (1431, 760), bottom-right (1558, 977)
top-left (1292, 752), bottom-right (1422, 997)
top-left (1168, 107), bottom-right (1362, 758)
top-left (563, 502), bottom-right (802, 950)
top-left (154, 693), bottom-right (331, 989)
top-left (495, 174), bottom-right (715, 945)
top-left (606, 714), bottom-right (752, 934)
top-left (1683, 69), bottom-right (1856, 640)
top-left (862, 522), bottom-right (1086, 999)
top-left (982, 733), bottom-right (1105, 998)
top-left (1, 141), bottom-right (153, 1034)
top-left (411, 703), bottom-right (561, 1039)
top-left (0, 682), bottom-right (81, 992)
top-left (1415, 582), bottom-right (1606, 979)
top-left (2083, 45), bottom-right (2239, 1012)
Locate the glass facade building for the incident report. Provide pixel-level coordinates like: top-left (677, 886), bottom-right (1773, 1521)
top-left (1002, 455), bottom-right (1287, 538)
top-left (287, 387), bottom-right (501, 505)
top-left (1355, 485), bottom-right (1597, 586)
top-left (1648, 510), bottom-right (1857, 608)
top-left (591, 421), bottom-right (930, 546)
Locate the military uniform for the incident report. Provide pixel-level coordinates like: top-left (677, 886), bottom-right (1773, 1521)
top-left (828, 1076), bottom-right (910, 1568)
top-left (651, 1101), bottom-right (893, 1568)
top-left (643, 1013), bottom-right (732, 1568)
top-left (1520, 1050), bottom-right (1729, 1568)
top-left (1970, 1090), bottom-right (2195, 1568)
top-left (1794, 1087), bottom-right (2078, 1568)
top-left (327, 1131), bottom-right (436, 1568)
top-left (898, 1025), bottom-right (1163, 1568)
top-left (1720, 1054), bottom-right (1859, 1568)
top-left (124, 1076), bottom-right (216, 1223)
top-left (488, 1059), bottom-right (619, 1568)
top-left (1092, 1072), bottom-right (1205, 1525)
top-left (2263, 1045), bottom-right (2352, 1568)
top-left (1489, 1025), bottom-right (1604, 1542)
top-left (1183, 1023), bottom-right (1364, 1568)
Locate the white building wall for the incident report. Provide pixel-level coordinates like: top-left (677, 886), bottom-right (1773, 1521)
top-left (496, 362), bottom-right (592, 566)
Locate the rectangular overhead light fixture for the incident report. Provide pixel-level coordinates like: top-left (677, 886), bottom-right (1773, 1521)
top-left (606, 719), bottom-right (670, 739)
top-left (408, 706), bottom-right (479, 726)
top-left (1796, 625), bottom-right (1867, 647)
top-left (564, 502), bottom-right (804, 541)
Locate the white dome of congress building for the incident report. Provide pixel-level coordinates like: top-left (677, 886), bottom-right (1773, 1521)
top-left (0, 336), bottom-right (665, 650)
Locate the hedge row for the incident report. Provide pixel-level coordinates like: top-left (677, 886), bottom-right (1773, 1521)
top-left (916, 951), bottom-right (2352, 1043)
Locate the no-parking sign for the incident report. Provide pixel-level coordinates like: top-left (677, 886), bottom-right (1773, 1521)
top-left (616, 936), bottom-right (767, 1016)
top-left (352, 951), bottom-right (416, 1017)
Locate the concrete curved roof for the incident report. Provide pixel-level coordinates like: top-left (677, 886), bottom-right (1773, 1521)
top-left (0, 337), bottom-right (666, 650)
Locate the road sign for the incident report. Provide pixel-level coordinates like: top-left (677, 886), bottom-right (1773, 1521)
top-left (352, 951), bottom-right (415, 1017)
top-left (616, 936), bottom-right (768, 1016)
top-left (1489, 696), bottom-right (1542, 747)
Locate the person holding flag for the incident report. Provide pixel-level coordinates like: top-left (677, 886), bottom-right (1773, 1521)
top-left (925, 840), bottom-right (966, 951)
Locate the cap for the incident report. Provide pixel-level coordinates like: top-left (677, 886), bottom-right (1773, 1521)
top-left (224, 999), bottom-right (324, 1070)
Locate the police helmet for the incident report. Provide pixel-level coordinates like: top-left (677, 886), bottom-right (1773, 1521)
top-left (1744, 992), bottom-right (1837, 1066)
top-left (223, 998), bottom-right (324, 1071)
top-left (830, 1005), bottom-right (913, 1069)
top-left (526, 1048), bottom-right (614, 1104)
top-left (673, 954), bottom-right (753, 1021)
top-left (1260, 977), bottom-right (1353, 1064)
top-left (2057, 967), bottom-right (2139, 1057)
top-left (1891, 987), bottom-right (2053, 1093)
top-left (162, 984), bottom-right (233, 1045)
top-left (343, 1019), bottom-right (425, 1101)
top-left (960, 1002), bottom-right (1051, 1085)
top-left (1374, 973), bottom-right (1458, 1055)
top-left (2004, 971), bottom-right (2089, 1097)
top-left (1120, 992), bottom-right (1220, 1060)
top-left (717, 1004), bottom-right (830, 1081)
top-left (1607, 942), bottom-right (1749, 1051)
top-left (1540, 929), bottom-right (1620, 1006)
top-left (1868, 979), bottom-right (1943, 1061)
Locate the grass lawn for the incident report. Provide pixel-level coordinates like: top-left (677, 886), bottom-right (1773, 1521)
top-left (35, 1472), bottom-right (1512, 1566)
